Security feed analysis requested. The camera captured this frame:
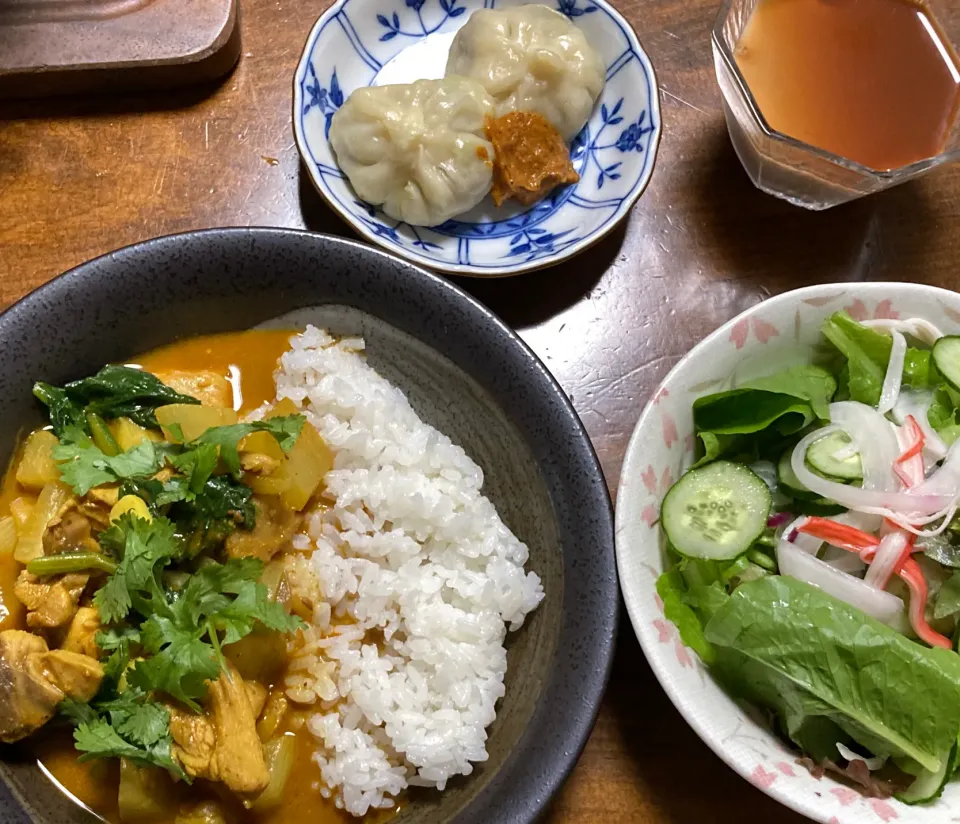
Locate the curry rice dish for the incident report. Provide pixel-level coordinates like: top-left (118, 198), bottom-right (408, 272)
top-left (0, 326), bottom-right (544, 823)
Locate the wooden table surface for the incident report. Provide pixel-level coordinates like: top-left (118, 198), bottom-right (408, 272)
top-left (4, 0), bottom-right (960, 820)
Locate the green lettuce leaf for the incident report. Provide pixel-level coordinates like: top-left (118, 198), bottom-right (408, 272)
top-left (656, 570), bottom-right (716, 664)
top-left (693, 390), bottom-right (815, 437)
top-left (691, 365), bottom-right (836, 439)
top-left (740, 365), bottom-right (837, 421)
top-left (935, 572), bottom-right (960, 620)
top-left (926, 386), bottom-right (960, 447)
top-left (704, 576), bottom-right (960, 772)
top-left (656, 559), bottom-right (730, 666)
top-left (822, 312), bottom-right (932, 406)
top-left (692, 432), bottom-right (738, 468)
top-left (928, 387), bottom-right (955, 430)
top-left (711, 646), bottom-right (852, 763)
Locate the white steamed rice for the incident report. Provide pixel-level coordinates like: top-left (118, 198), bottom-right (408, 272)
top-left (270, 326), bottom-right (545, 815)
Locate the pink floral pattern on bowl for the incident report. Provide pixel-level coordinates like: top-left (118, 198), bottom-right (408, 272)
top-left (616, 283), bottom-right (960, 823)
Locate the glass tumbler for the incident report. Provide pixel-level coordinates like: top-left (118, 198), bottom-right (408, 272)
top-left (712, 0), bottom-right (960, 210)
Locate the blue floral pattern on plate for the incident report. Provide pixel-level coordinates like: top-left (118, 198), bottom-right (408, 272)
top-left (293, 0), bottom-right (661, 276)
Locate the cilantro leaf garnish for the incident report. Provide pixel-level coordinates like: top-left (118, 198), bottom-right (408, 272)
top-left (61, 670), bottom-right (185, 778)
top-left (54, 435), bottom-right (165, 496)
top-left (54, 416), bottom-right (304, 558)
top-left (213, 580), bottom-right (302, 645)
top-left (124, 557), bottom-right (301, 709)
top-left (169, 442), bottom-right (219, 495)
top-left (59, 697), bottom-right (99, 727)
top-left (92, 515), bottom-right (304, 709)
top-left (192, 416), bottom-right (304, 477)
top-left (128, 628), bottom-right (220, 711)
top-left (96, 625), bottom-right (142, 653)
top-left (73, 716), bottom-right (185, 779)
top-left (113, 700), bottom-right (171, 748)
top-left (39, 374), bottom-right (310, 780)
top-left (94, 515), bottom-right (179, 623)
top-left (175, 557), bottom-right (264, 624)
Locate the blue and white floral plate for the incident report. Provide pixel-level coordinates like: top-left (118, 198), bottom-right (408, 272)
top-left (293, 0), bottom-right (661, 277)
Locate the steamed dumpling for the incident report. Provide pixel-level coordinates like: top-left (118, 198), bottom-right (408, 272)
top-left (445, 5), bottom-right (604, 142)
top-left (328, 77), bottom-right (496, 227)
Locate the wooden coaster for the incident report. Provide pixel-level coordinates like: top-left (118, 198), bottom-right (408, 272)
top-left (0, 0), bottom-right (240, 99)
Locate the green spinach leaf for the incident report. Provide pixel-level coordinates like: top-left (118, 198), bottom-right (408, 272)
top-left (35, 366), bottom-right (200, 436)
top-left (32, 384), bottom-right (86, 435)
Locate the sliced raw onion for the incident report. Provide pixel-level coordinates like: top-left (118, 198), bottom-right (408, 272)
top-left (877, 330), bottom-right (906, 414)
top-left (865, 505), bottom-right (957, 538)
top-left (862, 318), bottom-right (944, 346)
top-left (835, 742), bottom-right (887, 771)
top-left (892, 388), bottom-right (948, 462)
top-left (791, 428), bottom-right (954, 516)
top-left (829, 402), bottom-right (901, 492)
top-left (777, 537), bottom-right (905, 628)
top-left (863, 530), bottom-right (910, 589)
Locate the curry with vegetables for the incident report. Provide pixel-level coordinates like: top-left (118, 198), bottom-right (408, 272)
top-left (0, 330), bottom-right (358, 824)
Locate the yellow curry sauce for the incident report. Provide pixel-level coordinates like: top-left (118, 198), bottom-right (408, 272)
top-left (0, 330), bottom-right (376, 824)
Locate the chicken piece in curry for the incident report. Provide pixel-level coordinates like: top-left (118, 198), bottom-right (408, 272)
top-left (0, 331), bottom-right (359, 824)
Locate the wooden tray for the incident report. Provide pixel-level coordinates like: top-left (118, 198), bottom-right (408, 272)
top-left (0, 0), bottom-right (240, 99)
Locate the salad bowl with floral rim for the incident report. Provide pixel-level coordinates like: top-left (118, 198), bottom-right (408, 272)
top-left (617, 282), bottom-right (960, 824)
top-left (292, 0), bottom-right (661, 277)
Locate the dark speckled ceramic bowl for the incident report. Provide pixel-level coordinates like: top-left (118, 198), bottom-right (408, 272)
top-left (0, 229), bottom-right (617, 824)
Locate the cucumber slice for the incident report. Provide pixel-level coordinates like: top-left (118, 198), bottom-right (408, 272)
top-left (661, 461), bottom-right (771, 561)
top-left (806, 431), bottom-right (863, 481)
top-left (934, 336), bottom-right (960, 393)
top-left (897, 743), bottom-right (957, 805)
top-left (777, 450), bottom-right (819, 500)
top-left (778, 448), bottom-right (847, 514)
top-left (795, 497), bottom-right (847, 517)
